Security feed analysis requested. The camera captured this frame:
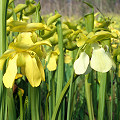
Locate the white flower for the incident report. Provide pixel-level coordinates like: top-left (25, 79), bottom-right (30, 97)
top-left (74, 45), bottom-right (114, 75)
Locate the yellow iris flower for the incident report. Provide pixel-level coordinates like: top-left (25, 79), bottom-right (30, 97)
top-left (0, 32), bottom-right (51, 88)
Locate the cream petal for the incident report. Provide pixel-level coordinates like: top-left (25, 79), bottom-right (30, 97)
top-left (74, 52), bottom-right (89, 75)
top-left (90, 47), bottom-right (112, 72)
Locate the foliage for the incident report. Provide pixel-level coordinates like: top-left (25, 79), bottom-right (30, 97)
top-left (0, 0), bottom-right (120, 120)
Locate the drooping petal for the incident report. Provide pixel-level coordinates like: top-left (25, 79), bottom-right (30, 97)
top-left (47, 52), bottom-right (58, 71)
top-left (25, 54), bottom-right (41, 87)
top-left (64, 54), bottom-right (72, 64)
top-left (36, 57), bottom-right (45, 81)
top-left (17, 53), bottom-right (26, 67)
top-left (0, 49), bottom-right (15, 70)
top-left (3, 54), bottom-right (18, 88)
top-left (47, 56), bottom-right (57, 71)
top-left (74, 52), bottom-right (89, 75)
top-left (90, 47), bottom-right (112, 72)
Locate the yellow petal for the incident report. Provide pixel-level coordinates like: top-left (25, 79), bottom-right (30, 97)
top-left (47, 13), bottom-right (61, 26)
top-left (7, 20), bottom-right (27, 28)
top-left (47, 55), bottom-right (57, 71)
top-left (77, 33), bottom-right (87, 47)
top-left (34, 40), bottom-right (52, 47)
top-left (3, 54), bottom-right (18, 88)
top-left (17, 53), bottom-right (25, 67)
top-left (0, 49), bottom-right (15, 70)
top-left (9, 42), bottom-right (31, 52)
top-left (90, 47), bottom-right (112, 72)
top-left (64, 55), bottom-right (72, 64)
top-left (74, 52), bottom-right (89, 75)
top-left (25, 54), bottom-right (41, 87)
top-left (15, 74), bottom-right (23, 79)
top-left (36, 57), bottom-right (45, 81)
top-left (15, 32), bottom-right (34, 45)
top-left (14, 4), bottom-right (27, 14)
top-left (10, 23), bottom-right (45, 32)
top-left (31, 32), bottom-right (37, 43)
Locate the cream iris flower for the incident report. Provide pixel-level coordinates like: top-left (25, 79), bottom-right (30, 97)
top-left (74, 46), bottom-right (114, 74)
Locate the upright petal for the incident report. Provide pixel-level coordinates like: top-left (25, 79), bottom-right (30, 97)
top-left (90, 47), bottom-right (112, 72)
top-left (74, 52), bottom-right (89, 75)
top-left (3, 54), bottom-right (18, 88)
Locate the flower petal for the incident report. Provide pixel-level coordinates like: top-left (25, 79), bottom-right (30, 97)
top-left (90, 47), bottom-right (112, 72)
top-left (74, 52), bottom-right (89, 75)
top-left (36, 57), bottom-right (45, 81)
top-left (0, 49), bottom-right (15, 70)
top-left (3, 54), bottom-right (18, 88)
top-left (25, 54), bottom-right (41, 87)
top-left (47, 56), bottom-right (57, 71)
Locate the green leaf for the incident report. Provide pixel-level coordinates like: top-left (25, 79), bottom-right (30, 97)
top-left (85, 74), bottom-right (95, 120)
top-left (7, 89), bottom-right (16, 120)
top-left (97, 72), bottom-right (107, 120)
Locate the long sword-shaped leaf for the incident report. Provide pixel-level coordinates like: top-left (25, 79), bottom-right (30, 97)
top-left (97, 72), bottom-right (107, 120)
top-left (56, 17), bottom-right (64, 120)
top-left (0, 0), bottom-right (9, 120)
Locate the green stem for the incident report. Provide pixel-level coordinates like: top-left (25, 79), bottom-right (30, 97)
top-left (67, 70), bottom-right (74, 120)
top-left (28, 83), bottom-right (31, 120)
top-left (110, 71), bottom-right (113, 120)
top-left (52, 46), bottom-right (81, 120)
top-left (48, 71), bottom-right (52, 120)
top-left (30, 86), bottom-right (39, 120)
top-left (92, 71), bottom-right (97, 117)
top-left (67, 48), bottom-right (77, 120)
top-left (0, 0), bottom-right (9, 120)
top-left (11, 1), bottom-right (17, 20)
top-left (56, 18), bottom-right (64, 120)
top-left (7, 89), bottom-right (16, 120)
top-left (36, 2), bottom-right (41, 35)
top-left (52, 71), bottom-right (56, 111)
top-left (18, 90), bottom-right (23, 120)
top-left (51, 75), bottom-right (78, 120)
top-left (85, 74), bottom-right (95, 120)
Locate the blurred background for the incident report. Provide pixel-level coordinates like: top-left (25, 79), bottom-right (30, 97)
top-left (15, 0), bottom-right (120, 17)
